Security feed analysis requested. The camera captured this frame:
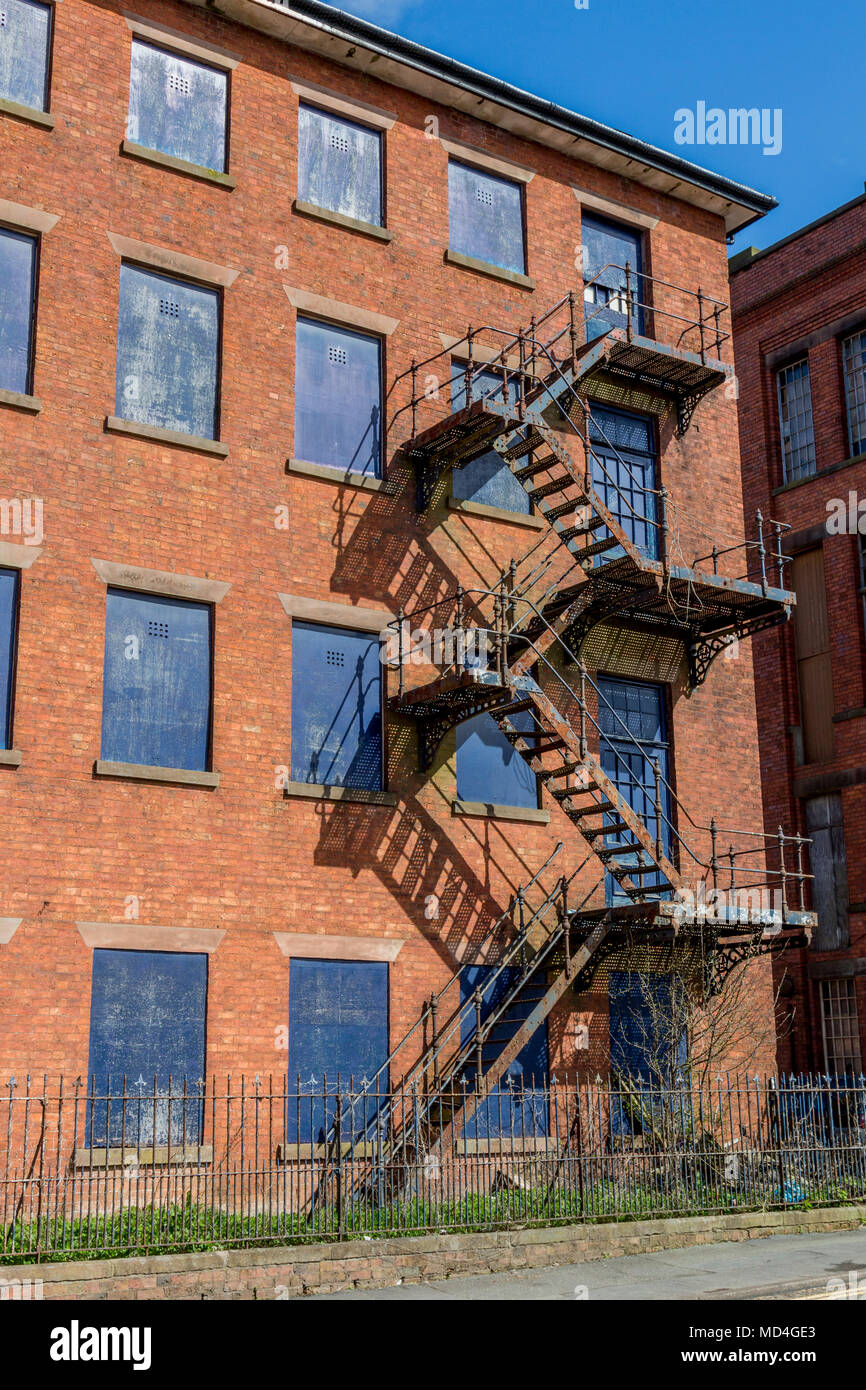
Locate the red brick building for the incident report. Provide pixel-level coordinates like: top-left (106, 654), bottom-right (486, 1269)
top-left (731, 191), bottom-right (866, 1075)
top-left (0, 0), bottom-right (808, 1127)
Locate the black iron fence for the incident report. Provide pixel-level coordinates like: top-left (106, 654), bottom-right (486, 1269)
top-left (3, 1073), bottom-right (864, 1262)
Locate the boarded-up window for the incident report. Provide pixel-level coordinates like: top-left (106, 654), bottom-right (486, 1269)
top-left (448, 159), bottom-right (525, 275)
top-left (291, 621), bottom-right (383, 790)
top-left (459, 964), bottom-right (548, 1139)
top-left (805, 794), bottom-right (849, 952)
top-left (0, 226), bottom-right (37, 395)
top-left (609, 971), bottom-right (686, 1084)
top-left (87, 949), bottom-right (207, 1146)
top-left (820, 978), bottom-right (861, 1076)
top-left (297, 103), bottom-right (383, 227)
top-left (456, 710), bottom-right (539, 810)
top-left (115, 264), bottom-right (220, 440)
top-left (450, 363), bottom-right (531, 514)
top-left (128, 39), bottom-right (228, 173)
top-left (582, 213), bottom-right (644, 339)
top-left (294, 317), bottom-right (381, 477)
top-left (0, 0), bottom-right (51, 112)
top-left (101, 589), bottom-right (212, 771)
top-left (287, 958), bottom-right (389, 1142)
top-left (0, 566), bottom-right (18, 749)
top-left (792, 548), bottom-right (833, 764)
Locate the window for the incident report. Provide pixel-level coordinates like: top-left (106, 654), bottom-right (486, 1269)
top-left (597, 678), bottom-right (672, 904)
top-left (777, 359), bottom-right (816, 483)
top-left (449, 363), bottom-right (532, 514)
top-left (456, 711), bottom-right (539, 810)
top-left (820, 978), bottom-right (861, 1076)
top-left (287, 958), bottom-right (389, 1142)
top-left (609, 971), bottom-right (686, 1084)
top-left (0, 0), bottom-right (51, 113)
top-left (581, 213), bottom-right (644, 340)
top-left (588, 406), bottom-right (658, 560)
top-left (101, 589), bottom-right (213, 771)
top-left (805, 795), bottom-right (849, 952)
top-left (291, 621), bottom-right (383, 790)
top-left (448, 159), bottom-right (525, 275)
top-left (858, 534), bottom-right (866, 644)
top-left (791, 548), bottom-right (833, 764)
top-left (0, 225), bottom-right (37, 395)
top-left (87, 949), bottom-right (208, 1146)
top-left (459, 964), bottom-right (548, 1139)
top-left (0, 566), bottom-right (18, 749)
top-left (115, 264), bottom-right (220, 440)
top-left (127, 39), bottom-right (228, 173)
top-left (842, 330), bottom-right (866, 458)
top-left (297, 103), bottom-right (383, 227)
top-left (294, 317), bottom-right (381, 477)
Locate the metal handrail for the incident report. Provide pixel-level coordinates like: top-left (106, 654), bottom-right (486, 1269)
top-left (581, 261), bottom-right (730, 357)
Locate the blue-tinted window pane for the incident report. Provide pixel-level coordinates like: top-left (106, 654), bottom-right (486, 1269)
top-left (598, 677), bottom-right (671, 904)
top-left (87, 949), bottom-right (207, 1146)
top-left (456, 710), bottom-right (538, 809)
top-left (115, 264), bottom-right (220, 439)
top-left (291, 621), bottom-right (383, 790)
top-left (101, 589), bottom-right (212, 771)
top-left (0, 227), bottom-right (36, 395)
top-left (0, 0), bottom-right (51, 112)
top-left (460, 964), bottom-right (548, 1139)
top-left (609, 970), bottom-right (685, 1084)
top-left (582, 213), bottom-right (644, 339)
top-left (450, 363), bottom-right (531, 514)
top-left (0, 567), bottom-right (18, 749)
top-left (128, 39), bottom-right (227, 173)
top-left (589, 405), bottom-right (658, 560)
top-left (288, 958), bottom-right (389, 1142)
top-left (777, 359), bottom-right (816, 483)
top-left (298, 103), bottom-right (382, 226)
top-left (294, 317), bottom-right (381, 476)
top-left (448, 160), bottom-right (525, 275)
top-left (842, 333), bottom-right (866, 458)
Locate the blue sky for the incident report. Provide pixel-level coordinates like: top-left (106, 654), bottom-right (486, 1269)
top-left (340, 0), bottom-right (864, 250)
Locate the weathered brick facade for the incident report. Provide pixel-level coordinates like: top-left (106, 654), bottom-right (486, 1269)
top-left (731, 192), bottom-right (866, 1073)
top-left (0, 0), bottom-right (782, 1084)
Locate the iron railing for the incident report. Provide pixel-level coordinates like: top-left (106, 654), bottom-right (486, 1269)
top-left (2, 1074), bottom-right (864, 1260)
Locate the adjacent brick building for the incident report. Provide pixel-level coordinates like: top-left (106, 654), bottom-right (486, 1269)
top-left (0, 0), bottom-right (808, 1136)
top-left (731, 190), bottom-right (866, 1075)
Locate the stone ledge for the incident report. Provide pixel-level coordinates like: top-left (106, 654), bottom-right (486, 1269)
top-left (452, 799), bottom-right (549, 824)
top-left (0, 388), bottom-right (42, 413)
top-left (292, 199), bottom-right (392, 241)
top-left (0, 97), bottom-right (54, 129)
top-left (287, 457), bottom-right (394, 492)
top-left (0, 749), bottom-right (22, 767)
top-left (74, 1145), bottom-right (213, 1168)
top-left (105, 416), bottom-right (229, 455)
top-left (282, 780), bottom-right (396, 806)
top-left (95, 760), bottom-right (220, 787)
top-left (444, 250), bottom-right (535, 290)
top-left (448, 495), bottom-right (545, 529)
top-left (121, 140), bottom-right (236, 187)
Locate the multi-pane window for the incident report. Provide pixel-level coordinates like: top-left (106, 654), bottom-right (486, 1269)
top-left (0, 0), bottom-right (51, 113)
top-left (598, 678), bottom-right (672, 904)
top-left (287, 958), bottom-right (389, 1142)
top-left (294, 317), bottom-right (382, 477)
top-left (450, 363), bottom-right (531, 514)
top-left (820, 978), bottom-right (862, 1076)
top-left (0, 225), bottom-right (37, 395)
top-left (297, 103), bottom-right (383, 227)
top-left (127, 39), bottom-right (228, 173)
top-left (588, 406), bottom-right (658, 560)
top-left (858, 534), bottom-right (866, 644)
top-left (0, 566), bottom-right (18, 749)
top-left (777, 359), bottom-right (816, 483)
top-left (582, 213), bottom-right (645, 340)
top-left (842, 330), bottom-right (866, 458)
top-left (290, 621), bottom-right (383, 791)
top-left (100, 589), bottom-right (213, 772)
top-left (448, 159), bottom-right (526, 276)
top-left (456, 710), bottom-right (539, 810)
top-left (87, 949), bottom-right (208, 1146)
top-left (459, 964), bottom-right (548, 1139)
top-left (115, 264), bottom-right (220, 440)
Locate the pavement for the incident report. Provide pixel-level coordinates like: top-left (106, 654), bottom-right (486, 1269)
top-left (313, 1227), bottom-right (866, 1300)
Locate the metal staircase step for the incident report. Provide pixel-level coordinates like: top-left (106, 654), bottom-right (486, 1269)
top-left (500, 430), bottom-right (545, 463)
top-left (583, 819), bottom-right (631, 840)
top-left (513, 455), bottom-right (557, 482)
top-left (557, 516), bottom-right (606, 542)
top-left (578, 536), bottom-right (620, 560)
top-left (609, 862), bottom-right (668, 878)
top-left (537, 761), bottom-right (581, 781)
top-left (529, 474), bottom-right (574, 502)
top-left (596, 841), bottom-right (645, 861)
top-left (543, 499), bottom-right (584, 521)
top-left (497, 697), bottom-right (536, 718)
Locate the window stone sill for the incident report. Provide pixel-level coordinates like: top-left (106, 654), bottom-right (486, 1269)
top-left (772, 450), bottom-right (866, 496)
top-left (0, 749), bottom-right (22, 767)
top-left (287, 458), bottom-right (394, 493)
top-left (0, 97), bottom-right (54, 129)
top-left (283, 780), bottom-right (396, 806)
top-left (105, 416), bottom-right (229, 456)
top-left (452, 799), bottom-right (550, 824)
top-left (0, 388), bottom-right (42, 413)
top-left (444, 250), bottom-right (535, 290)
top-left (292, 199), bottom-right (393, 241)
top-left (121, 139), bottom-right (236, 188)
top-left (448, 495), bottom-right (545, 528)
top-left (74, 1145), bottom-right (213, 1169)
top-left (95, 760), bottom-right (220, 787)
top-left (833, 706), bottom-right (866, 724)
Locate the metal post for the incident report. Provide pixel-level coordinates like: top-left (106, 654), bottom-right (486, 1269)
top-left (624, 261), bottom-right (633, 342)
top-left (397, 607), bottom-right (405, 699)
top-left (659, 485), bottom-right (669, 574)
top-left (778, 826), bottom-right (788, 917)
top-left (430, 994), bottom-right (440, 1092)
top-left (474, 989), bottom-right (484, 1097)
top-left (756, 510), bottom-right (768, 595)
top-left (774, 522), bottom-right (786, 588)
top-left (579, 662), bottom-right (588, 759)
top-left (653, 757), bottom-right (663, 862)
top-left (568, 290), bottom-right (578, 364)
top-left (795, 834), bottom-right (806, 911)
top-left (455, 585), bottom-right (464, 671)
top-left (562, 875), bottom-right (571, 970)
top-left (697, 286), bottom-right (706, 361)
top-left (710, 818), bottom-right (718, 895)
top-left (410, 359), bottom-right (418, 439)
